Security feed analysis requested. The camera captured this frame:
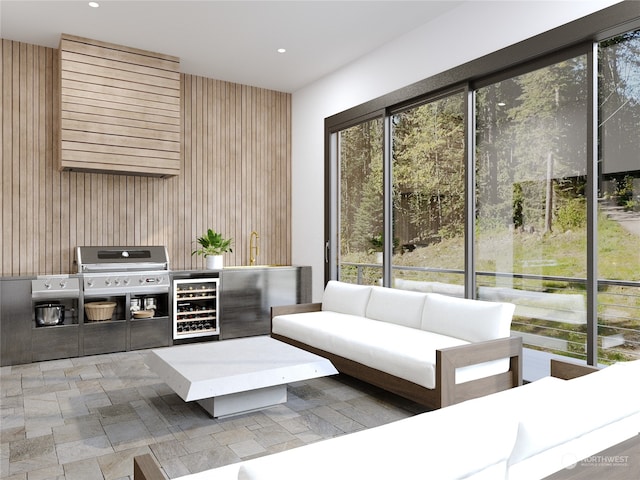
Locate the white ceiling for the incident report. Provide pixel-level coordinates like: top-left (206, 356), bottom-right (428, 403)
top-left (0, 0), bottom-right (463, 93)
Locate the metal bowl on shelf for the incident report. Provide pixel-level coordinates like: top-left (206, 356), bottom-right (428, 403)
top-left (35, 303), bottom-right (65, 326)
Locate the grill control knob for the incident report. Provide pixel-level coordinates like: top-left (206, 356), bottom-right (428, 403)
top-left (87, 279), bottom-right (94, 287)
top-left (114, 279), bottom-right (121, 286)
top-left (105, 278), bottom-right (112, 286)
top-left (123, 278), bottom-right (131, 285)
top-left (59, 280), bottom-right (67, 288)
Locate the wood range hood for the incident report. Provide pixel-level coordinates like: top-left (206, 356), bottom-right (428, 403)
top-left (58, 34), bottom-right (181, 177)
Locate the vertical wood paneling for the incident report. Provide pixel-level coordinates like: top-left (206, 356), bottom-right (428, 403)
top-left (1, 40), bottom-right (291, 276)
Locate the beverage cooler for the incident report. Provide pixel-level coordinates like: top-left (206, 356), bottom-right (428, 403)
top-left (172, 274), bottom-right (220, 342)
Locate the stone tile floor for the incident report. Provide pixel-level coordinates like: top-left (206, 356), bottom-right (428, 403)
top-left (0, 349), bottom-right (426, 479)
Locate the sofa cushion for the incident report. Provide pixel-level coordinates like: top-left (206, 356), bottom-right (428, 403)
top-left (321, 280), bottom-right (372, 317)
top-left (272, 310), bottom-right (367, 356)
top-left (364, 286), bottom-right (426, 329)
top-left (421, 293), bottom-right (514, 342)
top-left (508, 360), bottom-right (640, 466)
top-left (272, 310), bottom-right (510, 389)
top-left (273, 310), bottom-right (465, 388)
top-left (237, 394), bottom-right (518, 480)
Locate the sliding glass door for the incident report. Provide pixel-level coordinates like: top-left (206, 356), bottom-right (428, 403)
top-left (335, 118), bottom-right (384, 285)
top-left (475, 54), bottom-right (590, 359)
top-left (391, 92), bottom-right (466, 295)
top-left (597, 32), bottom-right (640, 361)
top-left (326, 13), bottom-right (640, 365)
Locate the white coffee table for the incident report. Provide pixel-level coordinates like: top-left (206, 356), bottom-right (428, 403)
top-left (146, 336), bottom-right (338, 418)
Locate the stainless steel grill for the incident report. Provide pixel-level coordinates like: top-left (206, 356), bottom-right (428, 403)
top-left (75, 246), bottom-right (170, 295)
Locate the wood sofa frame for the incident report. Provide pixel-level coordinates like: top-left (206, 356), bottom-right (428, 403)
top-left (132, 360), bottom-right (612, 480)
top-left (270, 302), bottom-right (523, 410)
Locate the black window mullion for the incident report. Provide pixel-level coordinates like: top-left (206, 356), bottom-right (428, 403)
top-left (383, 114), bottom-right (393, 287)
top-left (465, 85), bottom-right (476, 299)
top-left (586, 42), bottom-right (599, 366)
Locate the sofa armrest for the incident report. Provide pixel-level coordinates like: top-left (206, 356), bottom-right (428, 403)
top-left (271, 303), bottom-right (322, 319)
top-left (550, 358), bottom-right (599, 380)
top-left (436, 336), bottom-right (522, 407)
top-left (133, 454), bottom-right (166, 480)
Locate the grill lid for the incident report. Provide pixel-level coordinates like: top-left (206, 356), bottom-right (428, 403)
top-left (75, 246), bottom-right (169, 273)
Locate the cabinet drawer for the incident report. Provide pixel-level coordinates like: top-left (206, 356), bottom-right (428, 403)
top-left (32, 325), bottom-right (79, 362)
top-left (130, 317), bottom-right (170, 350)
top-left (83, 321), bottom-right (126, 355)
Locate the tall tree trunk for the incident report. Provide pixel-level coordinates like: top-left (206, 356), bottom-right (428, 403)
top-left (544, 151), bottom-right (553, 233)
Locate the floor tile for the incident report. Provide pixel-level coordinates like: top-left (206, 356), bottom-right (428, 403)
top-left (52, 415), bottom-right (104, 444)
top-left (55, 435), bottom-right (113, 464)
top-left (62, 457), bottom-right (104, 480)
top-left (103, 419), bottom-right (152, 450)
top-left (0, 348), bottom-right (422, 479)
top-left (228, 438), bottom-right (266, 458)
top-left (96, 445), bottom-right (150, 480)
top-left (8, 433), bottom-right (58, 475)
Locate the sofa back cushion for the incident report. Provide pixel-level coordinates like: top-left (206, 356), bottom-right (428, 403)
top-left (509, 360), bottom-right (640, 466)
top-left (365, 286), bottom-right (426, 329)
top-left (421, 293), bottom-right (515, 342)
top-left (321, 280), bottom-right (372, 317)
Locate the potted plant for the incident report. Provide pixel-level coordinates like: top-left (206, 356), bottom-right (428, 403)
top-left (367, 233), bottom-right (400, 263)
top-left (368, 234), bottom-right (384, 263)
top-left (192, 228), bottom-right (233, 269)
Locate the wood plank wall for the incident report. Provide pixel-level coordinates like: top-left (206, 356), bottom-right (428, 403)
top-left (59, 34), bottom-right (181, 177)
top-left (1, 39), bottom-right (291, 276)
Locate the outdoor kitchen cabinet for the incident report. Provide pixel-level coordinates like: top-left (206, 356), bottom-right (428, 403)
top-left (130, 293), bottom-right (171, 349)
top-left (0, 278), bottom-right (33, 366)
top-left (219, 266), bottom-right (312, 339)
top-left (80, 293), bottom-right (170, 355)
top-left (32, 325), bottom-right (79, 362)
top-left (82, 321), bottom-right (127, 356)
top-left (130, 317), bottom-right (171, 350)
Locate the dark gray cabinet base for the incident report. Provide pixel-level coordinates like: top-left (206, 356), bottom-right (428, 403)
top-left (82, 321), bottom-right (127, 356)
top-left (32, 325), bottom-right (80, 362)
top-left (1, 279), bottom-right (34, 366)
top-left (130, 317), bottom-right (170, 350)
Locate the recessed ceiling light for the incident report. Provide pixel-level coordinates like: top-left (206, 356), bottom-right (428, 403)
top-left (277, 48), bottom-right (286, 54)
top-left (88, 2), bottom-right (99, 8)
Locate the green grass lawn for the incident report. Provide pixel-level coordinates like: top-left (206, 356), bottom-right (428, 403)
top-left (342, 215), bottom-right (640, 362)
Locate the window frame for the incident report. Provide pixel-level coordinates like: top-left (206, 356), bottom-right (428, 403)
top-left (324, 2), bottom-right (640, 365)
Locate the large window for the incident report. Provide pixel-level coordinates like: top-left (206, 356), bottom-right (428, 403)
top-left (476, 55), bottom-right (590, 359)
top-left (336, 119), bottom-right (383, 285)
top-left (326, 4), bottom-right (640, 367)
top-left (391, 92), bottom-right (466, 295)
top-left (598, 31), bottom-right (640, 362)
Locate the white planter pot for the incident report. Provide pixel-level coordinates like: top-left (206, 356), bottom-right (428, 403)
top-left (206, 255), bottom-right (223, 269)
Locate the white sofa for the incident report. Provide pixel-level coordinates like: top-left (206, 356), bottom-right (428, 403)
top-left (134, 359), bottom-right (640, 480)
top-left (271, 280), bottom-right (522, 408)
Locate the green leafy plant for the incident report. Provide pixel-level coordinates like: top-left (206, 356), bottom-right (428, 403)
top-left (367, 233), bottom-right (400, 254)
top-left (191, 229), bottom-right (233, 257)
top-left (368, 234), bottom-right (384, 253)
